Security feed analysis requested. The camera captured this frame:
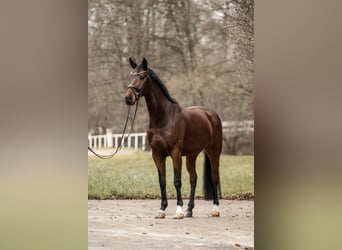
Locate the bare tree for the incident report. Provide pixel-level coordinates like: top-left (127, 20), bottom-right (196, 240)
top-left (88, 0), bottom-right (254, 139)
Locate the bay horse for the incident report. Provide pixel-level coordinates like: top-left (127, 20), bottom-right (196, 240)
top-left (125, 57), bottom-right (222, 219)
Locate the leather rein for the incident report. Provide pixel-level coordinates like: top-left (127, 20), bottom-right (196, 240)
top-left (88, 70), bottom-right (148, 159)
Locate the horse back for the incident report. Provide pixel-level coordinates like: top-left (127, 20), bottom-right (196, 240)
top-left (184, 106), bottom-right (222, 133)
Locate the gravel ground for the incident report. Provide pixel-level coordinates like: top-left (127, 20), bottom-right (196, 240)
top-left (88, 199), bottom-right (254, 250)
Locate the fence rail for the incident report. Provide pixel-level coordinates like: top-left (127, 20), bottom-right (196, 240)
top-left (88, 120), bottom-right (253, 150)
top-left (222, 120), bottom-right (254, 133)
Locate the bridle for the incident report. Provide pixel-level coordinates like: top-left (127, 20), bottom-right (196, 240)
top-left (127, 70), bottom-right (149, 101)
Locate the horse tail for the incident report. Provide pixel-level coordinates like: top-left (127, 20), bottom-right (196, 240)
top-left (203, 153), bottom-right (212, 200)
top-left (203, 153), bottom-right (221, 200)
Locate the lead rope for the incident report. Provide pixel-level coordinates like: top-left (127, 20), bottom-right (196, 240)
top-left (88, 100), bottom-right (140, 159)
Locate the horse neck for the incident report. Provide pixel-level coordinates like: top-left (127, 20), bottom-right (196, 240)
top-left (144, 81), bottom-right (180, 128)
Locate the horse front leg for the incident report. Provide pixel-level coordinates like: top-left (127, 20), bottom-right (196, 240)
top-left (172, 149), bottom-right (184, 219)
top-left (152, 152), bottom-right (167, 219)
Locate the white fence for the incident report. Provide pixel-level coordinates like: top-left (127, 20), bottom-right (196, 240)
top-left (88, 120), bottom-right (253, 150)
top-left (222, 120), bottom-right (254, 133)
top-left (88, 132), bottom-right (147, 150)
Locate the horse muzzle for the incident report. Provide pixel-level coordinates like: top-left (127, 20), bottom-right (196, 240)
top-left (125, 94), bottom-right (136, 105)
top-left (125, 84), bottom-right (143, 105)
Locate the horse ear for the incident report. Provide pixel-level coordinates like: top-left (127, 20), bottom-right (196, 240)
top-left (142, 57), bottom-right (148, 70)
top-left (129, 57), bottom-right (137, 69)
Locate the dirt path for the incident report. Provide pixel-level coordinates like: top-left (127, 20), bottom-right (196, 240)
top-left (88, 199), bottom-right (254, 250)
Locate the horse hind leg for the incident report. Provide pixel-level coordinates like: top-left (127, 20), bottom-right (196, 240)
top-left (204, 150), bottom-right (221, 217)
top-left (185, 153), bottom-right (199, 217)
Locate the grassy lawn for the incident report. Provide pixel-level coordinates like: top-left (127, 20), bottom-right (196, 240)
top-left (88, 150), bottom-right (254, 199)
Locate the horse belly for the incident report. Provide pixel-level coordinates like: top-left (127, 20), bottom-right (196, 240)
top-left (182, 131), bottom-right (210, 155)
top-left (182, 107), bottom-right (219, 155)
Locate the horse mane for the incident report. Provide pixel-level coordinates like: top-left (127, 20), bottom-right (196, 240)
top-left (148, 68), bottom-right (178, 104)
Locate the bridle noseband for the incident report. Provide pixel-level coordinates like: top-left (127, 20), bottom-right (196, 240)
top-left (128, 70), bottom-right (149, 99)
top-left (127, 84), bottom-right (143, 97)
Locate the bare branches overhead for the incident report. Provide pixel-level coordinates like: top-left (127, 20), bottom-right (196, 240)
top-left (89, 0), bottom-right (254, 132)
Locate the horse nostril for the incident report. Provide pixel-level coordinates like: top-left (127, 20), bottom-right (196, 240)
top-left (125, 95), bottom-right (132, 105)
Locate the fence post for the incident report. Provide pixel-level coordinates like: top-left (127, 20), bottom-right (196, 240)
top-left (134, 134), bottom-right (138, 150)
top-left (127, 134), bottom-right (131, 148)
top-left (94, 137), bottom-right (97, 149)
top-left (106, 128), bottom-right (113, 148)
top-left (114, 135), bottom-right (118, 149)
top-left (88, 133), bottom-right (92, 147)
top-left (142, 134), bottom-right (146, 151)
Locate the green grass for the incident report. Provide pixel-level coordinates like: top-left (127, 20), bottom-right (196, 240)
top-left (88, 150), bottom-right (254, 199)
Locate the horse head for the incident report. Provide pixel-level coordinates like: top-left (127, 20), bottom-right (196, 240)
top-left (125, 57), bottom-right (151, 105)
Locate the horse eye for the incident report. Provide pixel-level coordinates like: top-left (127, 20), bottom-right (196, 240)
top-left (140, 76), bottom-right (145, 80)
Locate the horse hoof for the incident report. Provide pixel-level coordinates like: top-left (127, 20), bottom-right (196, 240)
top-left (173, 213), bottom-right (184, 219)
top-left (211, 211), bottom-right (220, 217)
top-left (212, 204), bottom-right (220, 217)
top-left (155, 210), bottom-right (166, 219)
top-left (185, 211), bottom-right (193, 217)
